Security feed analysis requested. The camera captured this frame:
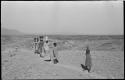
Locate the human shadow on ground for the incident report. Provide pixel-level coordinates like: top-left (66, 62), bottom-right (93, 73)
top-left (44, 59), bottom-right (51, 62)
top-left (34, 50), bottom-right (40, 54)
top-left (81, 64), bottom-right (88, 71)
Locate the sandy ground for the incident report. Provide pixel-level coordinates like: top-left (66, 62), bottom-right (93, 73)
top-left (1, 37), bottom-right (124, 79)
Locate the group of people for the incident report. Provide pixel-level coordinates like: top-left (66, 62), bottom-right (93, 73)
top-left (33, 35), bottom-right (59, 64)
top-left (33, 36), bottom-right (92, 72)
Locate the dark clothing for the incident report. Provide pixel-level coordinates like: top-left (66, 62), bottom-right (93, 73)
top-left (39, 36), bottom-right (43, 41)
top-left (53, 58), bottom-right (59, 64)
top-left (52, 47), bottom-right (59, 63)
top-left (36, 38), bottom-right (39, 42)
top-left (53, 47), bottom-right (58, 59)
top-left (85, 49), bottom-right (92, 72)
top-left (34, 38), bottom-right (37, 42)
top-left (86, 49), bottom-right (90, 54)
top-left (34, 43), bottom-right (38, 50)
top-left (38, 41), bottom-right (44, 53)
top-left (34, 38), bottom-right (39, 53)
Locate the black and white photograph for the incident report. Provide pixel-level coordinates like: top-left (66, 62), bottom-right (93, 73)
top-left (1, 1), bottom-right (124, 79)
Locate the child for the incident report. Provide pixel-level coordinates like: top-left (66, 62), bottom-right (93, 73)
top-left (85, 46), bottom-right (92, 72)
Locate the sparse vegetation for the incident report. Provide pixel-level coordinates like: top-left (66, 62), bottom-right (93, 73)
top-left (1, 35), bottom-right (124, 79)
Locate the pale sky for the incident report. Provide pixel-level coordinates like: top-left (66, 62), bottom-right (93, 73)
top-left (1, 1), bottom-right (123, 35)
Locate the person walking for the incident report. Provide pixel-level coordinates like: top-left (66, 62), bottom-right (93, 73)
top-left (35, 36), bottom-right (39, 53)
top-left (34, 37), bottom-right (37, 53)
top-left (52, 42), bottom-right (59, 64)
top-left (85, 46), bottom-right (92, 72)
top-left (38, 36), bottom-right (45, 57)
top-left (44, 35), bottom-right (48, 41)
top-left (49, 42), bottom-right (54, 61)
top-left (44, 40), bottom-right (50, 56)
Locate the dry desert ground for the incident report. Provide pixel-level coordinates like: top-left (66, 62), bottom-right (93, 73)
top-left (1, 35), bottom-right (124, 79)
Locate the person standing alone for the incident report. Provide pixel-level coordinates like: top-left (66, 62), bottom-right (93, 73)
top-left (52, 42), bottom-right (59, 64)
top-left (85, 46), bottom-right (92, 72)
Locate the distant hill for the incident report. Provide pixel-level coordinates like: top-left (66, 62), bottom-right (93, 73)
top-left (1, 27), bottom-right (25, 35)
